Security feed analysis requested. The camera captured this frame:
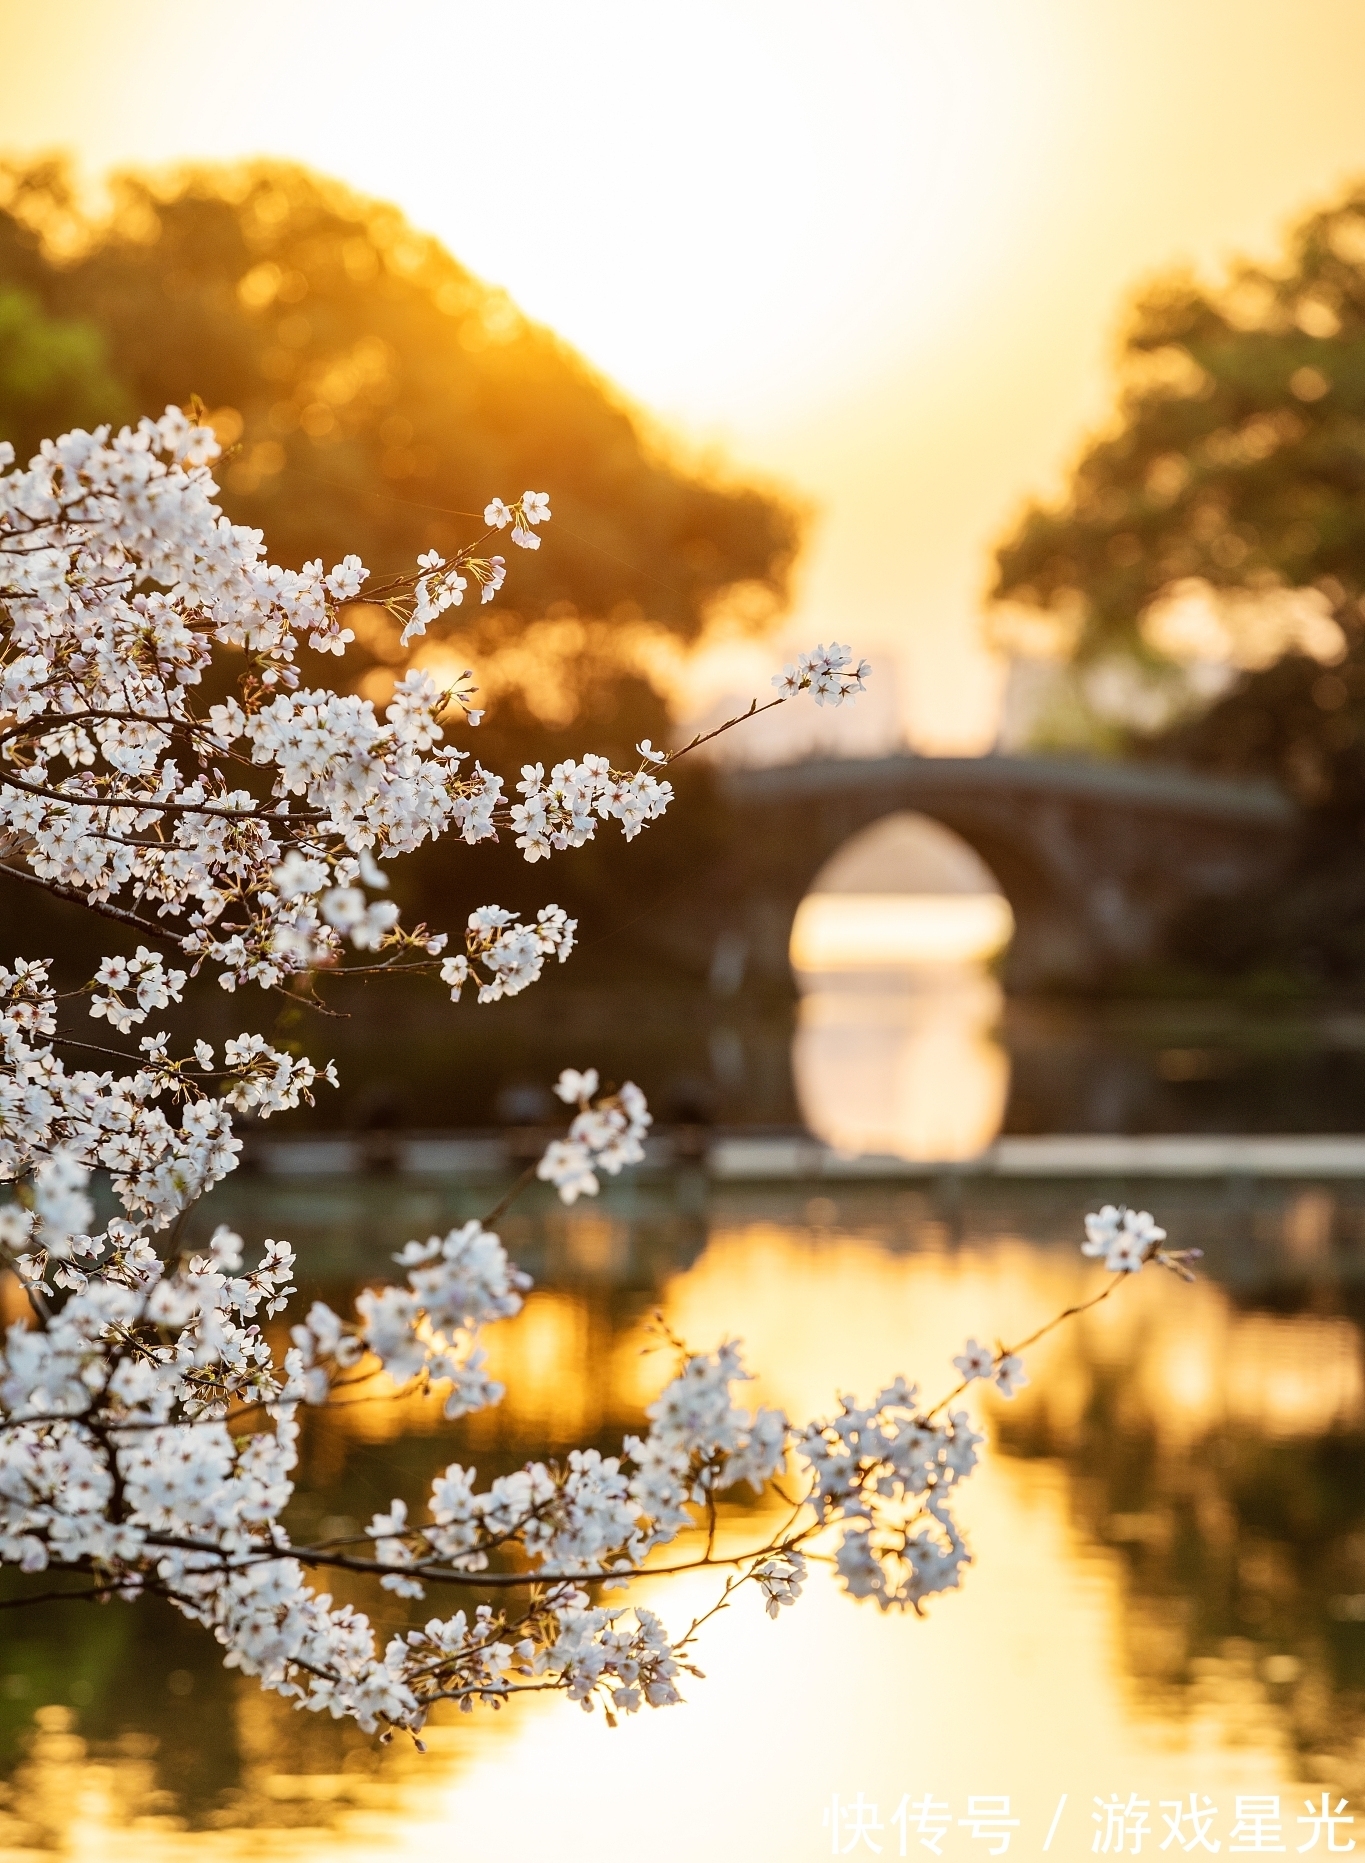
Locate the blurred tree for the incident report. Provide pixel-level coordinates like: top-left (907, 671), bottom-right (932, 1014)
top-left (0, 157), bottom-right (798, 731)
top-left (991, 181), bottom-right (1365, 985)
top-left (0, 284), bottom-right (129, 446)
top-left (0, 158), bottom-right (798, 1030)
top-left (991, 180), bottom-right (1365, 804)
top-left (993, 184), bottom-right (1365, 676)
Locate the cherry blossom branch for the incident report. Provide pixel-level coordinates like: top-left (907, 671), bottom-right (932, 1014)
top-left (0, 861), bottom-right (182, 943)
top-left (923, 1275), bottom-right (1126, 1422)
top-left (663, 694), bottom-right (787, 763)
top-left (0, 404), bottom-right (1190, 1742)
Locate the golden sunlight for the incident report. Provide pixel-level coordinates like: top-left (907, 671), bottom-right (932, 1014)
top-left (792, 971), bottom-right (1011, 1160)
top-left (788, 812), bottom-right (1013, 1158)
top-left (790, 892), bottom-right (1015, 970)
top-left (10, 2), bottom-right (1365, 746)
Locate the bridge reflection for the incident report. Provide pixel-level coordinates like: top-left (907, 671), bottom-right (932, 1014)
top-left (789, 812), bottom-right (1015, 1161)
top-left (793, 970), bottom-right (1011, 1161)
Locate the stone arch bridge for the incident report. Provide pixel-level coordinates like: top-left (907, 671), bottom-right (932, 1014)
top-left (709, 754), bottom-right (1298, 991)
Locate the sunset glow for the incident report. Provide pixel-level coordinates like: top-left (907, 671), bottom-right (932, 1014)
top-left (790, 892), bottom-right (1016, 970)
top-left (8, 1), bottom-right (1365, 747)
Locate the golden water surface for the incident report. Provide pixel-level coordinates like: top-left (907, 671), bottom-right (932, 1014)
top-left (1, 1186), bottom-right (1360, 1862)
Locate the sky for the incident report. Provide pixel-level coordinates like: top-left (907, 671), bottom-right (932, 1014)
top-left (6, 0), bottom-right (1365, 750)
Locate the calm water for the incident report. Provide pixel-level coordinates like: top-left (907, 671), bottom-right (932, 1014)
top-left (3, 1169), bottom-right (1365, 1860)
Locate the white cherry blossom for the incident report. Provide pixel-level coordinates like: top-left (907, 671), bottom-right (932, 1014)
top-left (992, 1352), bottom-right (1029, 1398)
top-left (537, 1073), bottom-right (651, 1203)
top-left (952, 1338), bottom-right (995, 1382)
top-left (771, 641), bottom-right (871, 707)
top-left (0, 404), bottom-right (1184, 1745)
top-left (1083, 1204), bottom-right (1167, 1273)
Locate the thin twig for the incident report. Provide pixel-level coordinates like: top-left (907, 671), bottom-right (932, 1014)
top-left (0, 1583), bottom-right (132, 1610)
top-left (925, 1273), bottom-right (1125, 1421)
top-left (663, 695), bottom-right (786, 767)
top-left (480, 1160), bottom-right (539, 1229)
top-left (0, 862), bottom-right (182, 945)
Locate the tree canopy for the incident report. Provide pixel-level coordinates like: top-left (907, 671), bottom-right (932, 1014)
top-left (0, 160), bottom-right (802, 1023)
top-left (994, 183), bottom-right (1365, 668)
top-left (988, 183), bottom-right (1365, 984)
top-left (0, 159), bottom-right (799, 734)
top-left (992, 181), bottom-right (1365, 824)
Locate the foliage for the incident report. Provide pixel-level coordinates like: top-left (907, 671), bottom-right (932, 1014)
top-left (990, 180), bottom-right (1365, 982)
top-left (0, 159), bottom-right (798, 670)
top-left (993, 181), bottom-right (1365, 675)
top-left (0, 286), bottom-right (129, 451)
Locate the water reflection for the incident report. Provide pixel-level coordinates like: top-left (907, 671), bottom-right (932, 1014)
top-left (790, 811), bottom-right (1014, 1160)
top-left (5, 1176), bottom-right (1365, 1857)
top-left (793, 969), bottom-right (1011, 1160)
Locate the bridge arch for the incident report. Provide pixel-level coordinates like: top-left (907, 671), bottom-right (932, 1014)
top-left (789, 811), bottom-right (1015, 974)
top-left (715, 754), bottom-right (1298, 991)
top-left (786, 812), bottom-right (1016, 1159)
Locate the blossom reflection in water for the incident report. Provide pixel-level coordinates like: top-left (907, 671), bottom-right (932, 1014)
top-left (790, 812), bottom-right (1014, 1160)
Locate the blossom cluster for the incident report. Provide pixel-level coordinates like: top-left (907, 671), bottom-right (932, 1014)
top-left (0, 402), bottom-right (1185, 1745)
top-left (511, 756), bottom-right (673, 862)
top-left (88, 947), bottom-right (187, 1034)
top-left (0, 959), bottom-right (243, 1248)
top-left (952, 1338), bottom-right (1028, 1398)
top-left (797, 1379), bottom-right (982, 1611)
top-left (536, 1067), bottom-right (652, 1202)
top-left (772, 641), bottom-right (871, 707)
top-left (440, 905), bottom-right (576, 1005)
top-left (0, 413), bottom-right (677, 1000)
top-left (1083, 1204), bottom-right (1201, 1278)
top-left (483, 489), bottom-right (551, 551)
